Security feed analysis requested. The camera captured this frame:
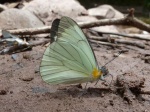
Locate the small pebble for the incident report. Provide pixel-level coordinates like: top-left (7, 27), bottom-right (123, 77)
top-left (20, 77), bottom-right (34, 81)
top-left (109, 100), bottom-right (114, 106)
top-left (11, 54), bottom-right (18, 61)
top-left (35, 68), bottom-right (39, 73)
top-left (0, 90), bottom-right (7, 95)
top-left (10, 91), bottom-right (13, 94)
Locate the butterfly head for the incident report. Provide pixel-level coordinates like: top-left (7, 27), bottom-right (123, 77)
top-left (92, 66), bottom-right (109, 81)
top-left (99, 66), bottom-right (109, 80)
top-left (92, 66), bottom-right (109, 85)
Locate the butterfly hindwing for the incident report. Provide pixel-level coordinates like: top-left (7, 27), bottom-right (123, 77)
top-left (40, 17), bottom-right (98, 84)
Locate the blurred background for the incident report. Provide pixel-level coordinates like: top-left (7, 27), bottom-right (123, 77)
top-left (0, 0), bottom-right (150, 15)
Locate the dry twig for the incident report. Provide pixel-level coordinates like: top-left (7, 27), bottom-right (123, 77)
top-left (89, 36), bottom-right (146, 49)
top-left (89, 30), bottom-right (150, 41)
top-left (89, 39), bottom-right (123, 48)
top-left (1, 8), bottom-right (150, 37)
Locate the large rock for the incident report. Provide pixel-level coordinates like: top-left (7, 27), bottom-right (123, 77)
top-left (0, 4), bottom-right (8, 12)
top-left (75, 16), bottom-right (98, 23)
top-left (88, 4), bottom-right (124, 19)
top-left (91, 25), bottom-right (120, 38)
top-left (23, 0), bottom-right (87, 25)
top-left (0, 8), bottom-right (44, 30)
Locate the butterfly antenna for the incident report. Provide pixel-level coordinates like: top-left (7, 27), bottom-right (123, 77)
top-left (103, 51), bottom-right (122, 67)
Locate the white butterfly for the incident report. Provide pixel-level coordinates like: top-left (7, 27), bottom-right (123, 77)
top-left (40, 16), bottom-right (109, 84)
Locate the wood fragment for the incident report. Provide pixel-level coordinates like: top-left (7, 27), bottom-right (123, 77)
top-left (89, 30), bottom-right (150, 41)
top-left (0, 39), bottom-right (49, 54)
top-left (89, 36), bottom-right (145, 49)
top-left (115, 39), bottom-right (145, 49)
top-left (20, 77), bottom-right (34, 82)
top-left (89, 39), bottom-right (123, 48)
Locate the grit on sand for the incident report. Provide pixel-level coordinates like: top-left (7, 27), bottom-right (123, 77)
top-left (0, 44), bottom-right (150, 112)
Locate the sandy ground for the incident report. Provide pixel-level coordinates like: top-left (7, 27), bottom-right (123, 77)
top-left (0, 43), bottom-right (150, 112)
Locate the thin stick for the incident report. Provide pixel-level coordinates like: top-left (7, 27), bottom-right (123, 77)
top-left (89, 30), bottom-right (150, 41)
top-left (89, 39), bottom-right (123, 47)
top-left (89, 36), bottom-right (146, 49)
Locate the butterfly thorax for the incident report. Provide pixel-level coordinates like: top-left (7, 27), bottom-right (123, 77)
top-left (92, 68), bottom-right (102, 80)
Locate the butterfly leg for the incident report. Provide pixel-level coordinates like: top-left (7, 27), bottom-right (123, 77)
top-left (94, 80), bottom-right (99, 86)
top-left (85, 82), bottom-right (88, 89)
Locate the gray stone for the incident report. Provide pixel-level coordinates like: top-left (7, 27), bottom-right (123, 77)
top-left (92, 25), bottom-right (119, 33)
top-left (88, 6), bottom-right (114, 19)
top-left (23, 0), bottom-right (87, 25)
top-left (0, 4), bottom-right (8, 12)
top-left (75, 16), bottom-right (98, 23)
top-left (0, 8), bottom-right (44, 30)
top-left (88, 4), bottom-right (124, 19)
